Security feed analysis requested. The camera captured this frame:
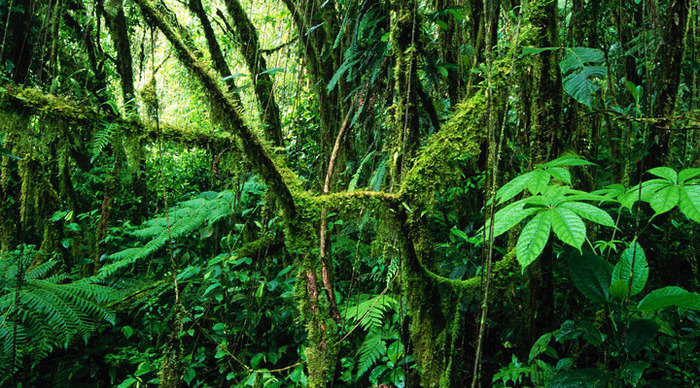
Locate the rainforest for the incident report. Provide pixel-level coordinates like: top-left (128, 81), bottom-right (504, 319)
top-left (0, 0), bottom-right (699, 387)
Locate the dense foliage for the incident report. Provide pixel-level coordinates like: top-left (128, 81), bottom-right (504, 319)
top-left (0, 0), bottom-right (698, 387)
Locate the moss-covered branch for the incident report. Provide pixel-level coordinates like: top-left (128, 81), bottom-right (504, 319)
top-left (0, 85), bottom-right (233, 149)
top-left (226, 233), bottom-right (285, 262)
top-left (224, 0), bottom-right (283, 146)
top-left (400, 92), bottom-right (488, 205)
top-left (133, 0), bottom-right (297, 219)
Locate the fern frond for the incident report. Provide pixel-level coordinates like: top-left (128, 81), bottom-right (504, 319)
top-left (23, 260), bottom-right (58, 280)
top-left (356, 330), bottom-right (386, 378)
top-left (99, 190), bottom-right (236, 279)
top-left (342, 293), bottom-right (398, 332)
top-left (0, 250), bottom-right (117, 377)
top-left (90, 121), bottom-right (118, 163)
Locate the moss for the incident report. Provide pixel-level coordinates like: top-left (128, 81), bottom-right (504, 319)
top-left (315, 190), bottom-right (397, 220)
top-left (399, 92), bottom-right (488, 207)
top-left (1, 85), bottom-right (233, 150)
top-left (293, 254), bottom-right (339, 388)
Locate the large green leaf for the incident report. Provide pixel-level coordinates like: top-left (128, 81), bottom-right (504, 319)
top-left (637, 286), bottom-right (700, 311)
top-left (625, 319), bottom-right (658, 355)
top-left (559, 202), bottom-right (615, 227)
top-left (647, 167), bottom-right (677, 183)
top-left (559, 47), bottom-right (606, 107)
top-left (528, 333), bottom-right (553, 363)
top-left (678, 185), bottom-right (700, 222)
top-left (559, 48), bottom-right (605, 73)
top-left (542, 185), bottom-right (570, 205)
top-left (542, 154), bottom-right (596, 167)
top-left (649, 185), bottom-right (680, 215)
top-left (566, 250), bottom-right (613, 303)
top-left (527, 169), bottom-right (551, 195)
top-left (621, 179), bottom-right (669, 207)
top-left (611, 242), bottom-right (648, 296)
top-left (678, 168), bottom-right (700, 184)
top-left (516, 211), bottom-right (552, 269)
top-left (550, 207), bottom-right (586, 250)
top-left (562, 66), bottom-right (607, 107)
top-left (622, 361), bottom-right (650, 387)
top-left (638, 179), bottom-right (672, 201)
top-left (496, 171), bottom-right (533, 204)
top-left (546, 369), bottom-right (608, 388)
top-left (578, 321), bottom-right (606, 346)
top-left (548, 167), bottom-right (572, 185)
top-left (491, 202), bottom-right (540, 238)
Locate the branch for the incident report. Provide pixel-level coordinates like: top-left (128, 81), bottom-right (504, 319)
top-left (399, 91), bottom-right (489, 207)
top-left (0, 85), bottom-right (234, 149)
top-left (133, 0), bottom-right (297, 219)
top-left (260, 35), bottom-right (299, 54)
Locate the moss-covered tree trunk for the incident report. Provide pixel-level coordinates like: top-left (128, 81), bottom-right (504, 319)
top-left (1, 0), bottom-right (34, 84)
top-left (648, 0), bottom-right (690, 168)
top-left (524, 0), bottom-right (562, 346)
top-left (187, 0), bottom-right (244, 109)
top-left (392, 0), bottom-right (421, 182)
top-left (103, 0), bottom-right (135, 110)
top-left (97, 0), bottom-right (137, 269)
top-left (436, 0), bottom-right (467, 105)
top-left (280, 0), bottom-right (346, 185)
top-left (224, 0), bottom-right (284, 147)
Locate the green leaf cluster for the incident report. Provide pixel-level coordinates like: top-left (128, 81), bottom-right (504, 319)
top-left (619, 167), bottom-right (700, 222)
top-left (491, 155), bottom-right (613, 269)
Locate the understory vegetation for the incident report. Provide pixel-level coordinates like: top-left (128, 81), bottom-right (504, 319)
top-left (0, 0), bottom-right (698, 387)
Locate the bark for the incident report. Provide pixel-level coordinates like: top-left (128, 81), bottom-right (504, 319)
top-left (392, 0), bottom-right (421, 180)
top-left (61, 1), bottom-right (110, 109)
top-left (0, 86), bottom-right (235, 150)
top-left (280, 0), bottom-right (344, 182)
top-left (2, 0), bottom-right (35, 84)
top-left (188, 0), bottom-right (244, 107)
top-left (132, 0), bottom-right (298, 234)
top-left (647, 0), bottom-right (690, 168)
top-left (103, 0), bottom-right (136, 113)
top-left (436, 0), bottom-right (466, 104)
top-left (224, 0), bottom-right (284, 147)
top-left (526, 0), bottom-right (562, 347)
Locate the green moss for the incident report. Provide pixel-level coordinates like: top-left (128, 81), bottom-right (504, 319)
top-left (400, 92), bottom-right (488, 207)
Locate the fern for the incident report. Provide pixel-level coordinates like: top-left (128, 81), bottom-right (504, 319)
top-left (348, 150), bottom-right (375, 190)
top-left (90, 121), bottom-right (118, 163)
top-left (342, 293), bottom-right (398, 332)
top-left (98, 190), bottom-right (236, 279)
top-left (355, 330), bottom-right (387, 378)
top-left (0, 246), bottom-right (116, 383)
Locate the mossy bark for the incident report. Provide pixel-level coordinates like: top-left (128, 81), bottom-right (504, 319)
top-left (188, 0), bottom-right (244, 108)
top-left (647, 0), bottom-right (690, 168)
top-left (391, 0), bottom-right (421, 182)
top-left (524, 0), bottom-right (562, 347)
top-left (280, 0), bottom-right (345, 186)
top-left (103, 0), bottom-right (136, 113)
top-left (134, 0), bottom-right (297, 220)
top-left (224, 0), bottom-right (284, 147)
top-left (1, 0), bottom-right (34, 83)
top-left (436, 0), bottom-right (466, 105)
